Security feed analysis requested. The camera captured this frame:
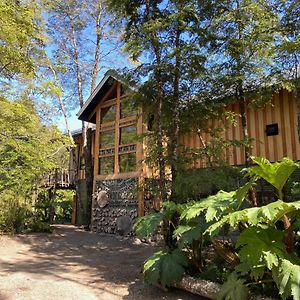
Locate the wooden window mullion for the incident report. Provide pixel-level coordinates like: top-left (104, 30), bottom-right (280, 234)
top-left (114, 82), bottom-right (121, 174)
top-left (96, 106), bottom-right (101, 175)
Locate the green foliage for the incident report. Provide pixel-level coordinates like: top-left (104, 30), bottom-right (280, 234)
top-left (0, 190), bottom-right (52, 233)
top-left (247, 157), bottom-right (300, 196)
top-left (133, 212), bottom-right (163, 239)
top-left (207, 199), bottom-right (300, 236)
top-left (0, 191), bottom-right (31, 233)
top-left (143, 249), bottom-right (188, 288)
top-left (0, 97), bottom-right (68, 194)
top-left (0, 0), bottom-right (44, 79)
top-left (181, 191), bottom-right (236, 222)
top-left (174, 167), bottom-right (242, 200)
top-left (273, 258), bottom-right (300, 300)
top-left (236, 227), bottom-right (285, 280)
top-left (54, 190), bottom-right (74, 224)
top-left (134, 200), bottom-right (183, 239)
top-left (217, 273), bottom-right (249, 300)
top-left (173, 222), bottom-right (205, 247)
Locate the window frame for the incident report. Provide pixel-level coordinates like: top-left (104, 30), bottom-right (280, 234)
top-left (97, 87), bottom-right (137, 176)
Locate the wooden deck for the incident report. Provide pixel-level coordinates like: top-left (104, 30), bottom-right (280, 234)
top-left (43, 169), bottom-right (76, 189)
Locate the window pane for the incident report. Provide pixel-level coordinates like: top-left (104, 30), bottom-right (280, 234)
top-left (119, 153), bottom-right (136, 173)
top-left (100, 130), bottom-right (115, 148)
top-left (121, 99), bottom-right (137, 119)
top-left (99, 156), bottom-right (114, 175)
top-left (101, 105), bottom-right (116, 123)
top-left (79, 156), bottom-right (85, 170)
top-left (120, 125), bottom-right (136, 145)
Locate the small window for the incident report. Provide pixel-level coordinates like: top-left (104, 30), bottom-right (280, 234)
top-left (101, 105), bottom-right (116, 123)
top-left (80, 156), bottom-right (85, 170)
top-left (121, 99), bottom-right (137, 119)
top-left (119, 153), bottom-right (136, 173)
top-left (120, 125), bottom-right (136, 145)
top-left (99, 156), bottom-right (114, 175)
top-left (266, 123), bottom-right (279, 136)
top-left (100, 130), bottom-right (115, 148)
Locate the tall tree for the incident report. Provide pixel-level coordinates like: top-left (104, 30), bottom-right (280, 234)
top-left (275, 0), bottom-right (300, 141)
top-left (109, 0), bottom-right (211, 203)
top-left (207, 0), bottom-right (279, 168)
top-left (0, 96), bottom-right (67, 195)
top-left (108, 0), bottom-right (216, 248)
top-left (45, 0), bottom-right (125, 226)
top-left (0, 0), bottom-right (44, 80)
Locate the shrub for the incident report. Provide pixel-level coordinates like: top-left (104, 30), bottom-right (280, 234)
top-left (134, 157), bottom-right (300, 299)
top-left (0, 191), bottom-right (31, 233)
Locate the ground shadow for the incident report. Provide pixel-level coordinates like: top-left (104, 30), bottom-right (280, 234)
top-left (0, 225), bottom-right (202, 299)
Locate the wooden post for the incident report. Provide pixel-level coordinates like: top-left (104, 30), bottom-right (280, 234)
top-left (137, 106), bottom-right (145, 216)
top-left (72, 194), bottom-right (77, 225)
top-left (114, 82), bottom-right (121, 174)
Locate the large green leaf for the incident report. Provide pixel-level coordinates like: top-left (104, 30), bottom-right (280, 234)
top-left (206, 200), bottom-right (300, 236)
top-left (236, 227), bottom-right (285, 280)
top-left (180, 191), bottom-right (235, 222)
top-left (143, 249), bottom-right (188, 287)
top-left (234, 177), bottom-right (256, 209)
top-left (273, 257), bottom-right (300, 300)
top-left (133, 212), bottom-right (163, 239)
top-left (162, 201), bottom-right (184, 219)
top-left (217, 272), bottom-right (249, 300)
top-left (248, 157), bottom-right (299, 194)
top-left (173, 219), bottom-right (207, 247)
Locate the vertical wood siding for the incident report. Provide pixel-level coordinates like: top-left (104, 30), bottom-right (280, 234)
top-left (181, 90), bottom-right (300, 166)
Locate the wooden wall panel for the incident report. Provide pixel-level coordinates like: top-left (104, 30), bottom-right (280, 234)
top-left (180, 90), bottom-right (300, 167)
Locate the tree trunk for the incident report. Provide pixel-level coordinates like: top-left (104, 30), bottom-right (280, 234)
top-left (49, 65), bottom-right (74, 145)
top-left (145, 0), bottom-right (167, 204)
top-left (173, 276), bottom-right (220, 299)
top-left (91, 1), bottom-right (102, 93)
top-left (84, 127), bottom-right (93, 227)
top-left (296, 87), bottom-right (300, 144)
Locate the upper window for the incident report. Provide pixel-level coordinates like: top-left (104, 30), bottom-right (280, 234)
top-left (120, 125), bottom-right (136, 145)
top-left (98, 89), bottom-right (137, 175)
top-left (100, 129), bottom-right (115, 149)
top-left (121, 99), bottom-right (137, 119)
top-left (101, 105), bottom-right (116, 123)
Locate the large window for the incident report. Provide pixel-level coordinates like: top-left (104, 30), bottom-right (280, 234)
top-left (121, 99), bottom-right (137, 119)
top-left (119, 153), bottom-right (136, 173)
top-left (120, 125), bottom-right (136, 145)
top-left (101, 105), bottom-right (116, 123)
top-left (98, 94), bottom-right (137, 175)
top-left (100, 129), bottom-right (115, 149)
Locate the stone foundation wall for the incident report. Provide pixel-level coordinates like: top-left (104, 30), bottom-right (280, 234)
top-left (92, 177), bottom-right (138, 235)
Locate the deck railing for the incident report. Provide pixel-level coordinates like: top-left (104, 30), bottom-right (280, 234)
top-left (42, 169), bottom-right (76, 189)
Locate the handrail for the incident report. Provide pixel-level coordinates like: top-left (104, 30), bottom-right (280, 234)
top-left (42, 168), bottom-right (76, 189)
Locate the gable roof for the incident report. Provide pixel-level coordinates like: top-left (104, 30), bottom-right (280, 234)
top-left (77, 69), bottom-right (135, 123)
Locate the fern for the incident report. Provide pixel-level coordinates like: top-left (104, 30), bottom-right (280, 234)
top-left (143, 249), bottom-right (188, 287)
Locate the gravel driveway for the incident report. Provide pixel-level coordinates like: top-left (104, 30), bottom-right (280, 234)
top-left (0, 225), bottom-right (202, 300)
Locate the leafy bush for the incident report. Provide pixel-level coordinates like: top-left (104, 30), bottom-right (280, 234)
top-left (174, 166), bottom-right (243, 200)
top-left (134, 157), bottom-right (300, 299)
top-left (54, 190), bottom-right (74, 224)
top-left (0, 189), bottom-right (53, 233)
top-left (0, 191), bottom-right (31, 233)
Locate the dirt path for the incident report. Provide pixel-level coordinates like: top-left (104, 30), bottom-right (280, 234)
top-left (0, 225), bottom-right (202, 300)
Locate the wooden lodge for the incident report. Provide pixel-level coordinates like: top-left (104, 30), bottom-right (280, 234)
top-left (72, 70), bottom-right (300, 233)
